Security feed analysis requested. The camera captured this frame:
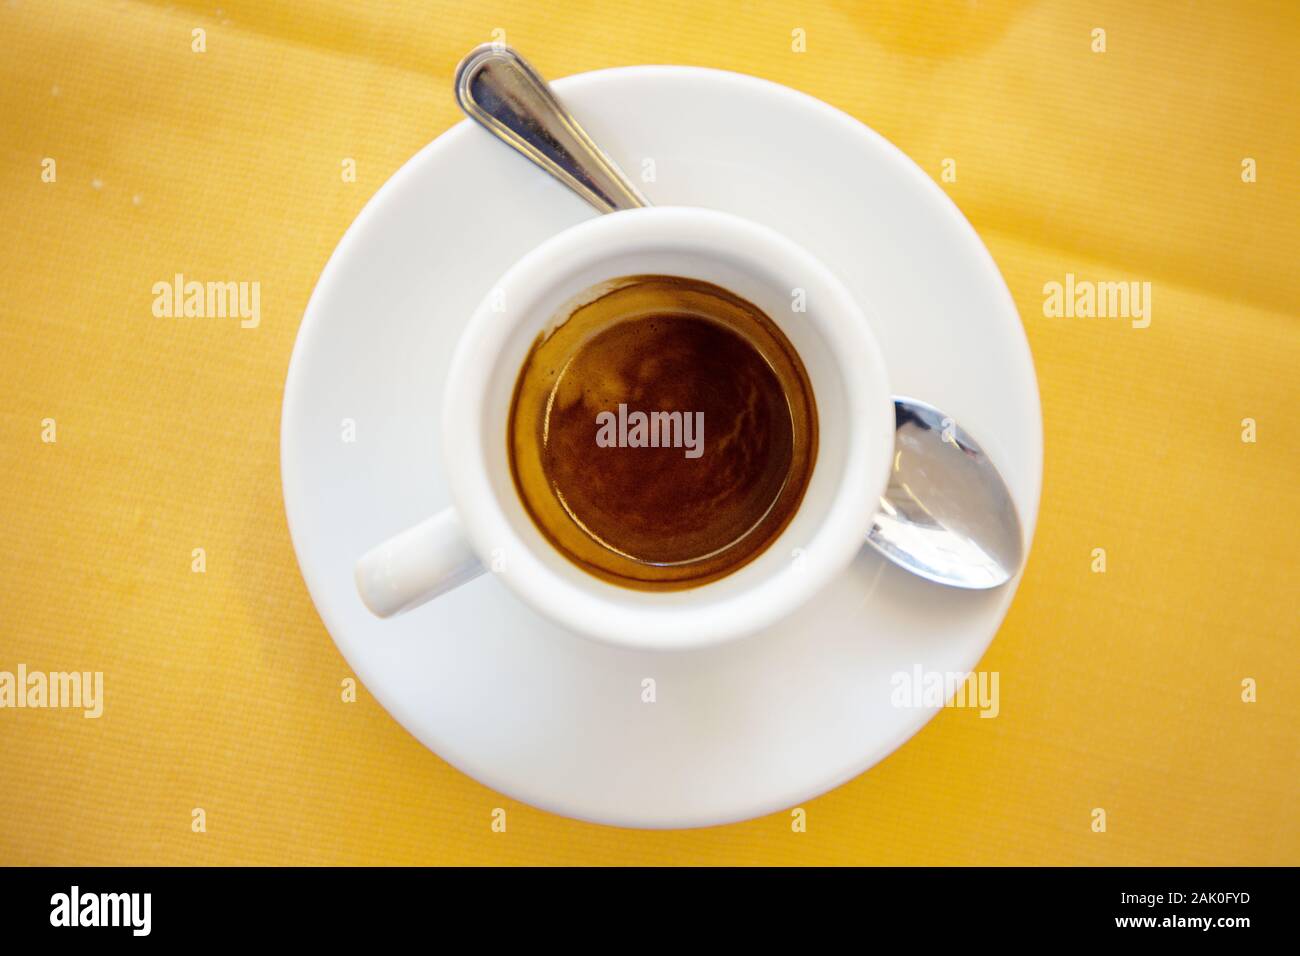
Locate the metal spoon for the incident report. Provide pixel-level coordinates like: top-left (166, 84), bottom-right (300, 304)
top-left (454, 44), bottom-right (1025, 589)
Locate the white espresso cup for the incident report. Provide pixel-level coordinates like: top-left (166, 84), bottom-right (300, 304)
top-left (355, 207), bottom-right (894, 650)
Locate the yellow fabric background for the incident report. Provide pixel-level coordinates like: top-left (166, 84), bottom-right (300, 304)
top-left (1, 0), bottom-right (1296, 865)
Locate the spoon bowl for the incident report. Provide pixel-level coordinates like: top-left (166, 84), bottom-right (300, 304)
top-left (868, 397), bottom-right (1023, 588)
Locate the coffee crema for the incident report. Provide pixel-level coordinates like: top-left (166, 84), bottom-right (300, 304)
top-left (508, 275), bottom-right (817, 590)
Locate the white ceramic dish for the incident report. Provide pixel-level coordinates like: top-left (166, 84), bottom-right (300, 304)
top-left (281, 66), bottom-right (1042, 828)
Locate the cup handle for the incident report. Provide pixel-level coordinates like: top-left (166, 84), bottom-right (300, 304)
top-left (355, 508), bottom-right (485, 618)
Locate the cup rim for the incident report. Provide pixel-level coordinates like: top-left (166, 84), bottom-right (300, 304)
top-left (441, 206), bottom-right (893, 650)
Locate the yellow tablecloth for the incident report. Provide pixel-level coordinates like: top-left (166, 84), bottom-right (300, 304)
top-left (1, 0), bottom-right (1296, 865)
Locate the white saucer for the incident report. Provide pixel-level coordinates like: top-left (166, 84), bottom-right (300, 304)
top-left (281, 66), bottom-right (1041, 829)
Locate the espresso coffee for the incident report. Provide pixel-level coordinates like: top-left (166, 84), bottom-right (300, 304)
top-left (508, 275), bottom-right (817, 589)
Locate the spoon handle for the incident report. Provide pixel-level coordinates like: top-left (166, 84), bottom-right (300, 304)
top-left (454, 44), bottom-right (650, 214)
